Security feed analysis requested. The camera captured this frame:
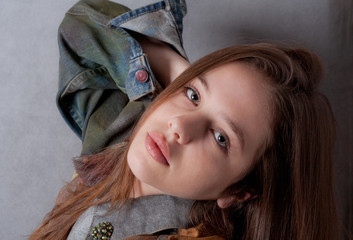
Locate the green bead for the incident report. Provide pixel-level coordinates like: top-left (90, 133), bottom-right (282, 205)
top-left (90, 222), bottom-right (114, 240)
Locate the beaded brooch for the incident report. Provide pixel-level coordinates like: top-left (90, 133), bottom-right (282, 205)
top-left (91, 222), bottom-right (114, 240)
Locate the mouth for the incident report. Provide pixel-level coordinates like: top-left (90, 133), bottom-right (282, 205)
top-left (145, 132), bottom-right (170, 166)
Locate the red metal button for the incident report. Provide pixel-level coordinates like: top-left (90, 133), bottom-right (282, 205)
top-left (135, 69), bottom-right (149, 83)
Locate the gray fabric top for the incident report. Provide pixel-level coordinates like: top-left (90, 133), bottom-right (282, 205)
top-left (67, 195), bottom-right (195, 240)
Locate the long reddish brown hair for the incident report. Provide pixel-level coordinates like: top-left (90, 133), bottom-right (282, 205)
top-left (30, 44), bottom-right (338, 240)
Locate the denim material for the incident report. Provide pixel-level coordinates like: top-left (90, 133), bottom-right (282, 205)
top-left (58, 1), bottom-right (191, 237)
top-left (57, 0), bottom-right (187, 142)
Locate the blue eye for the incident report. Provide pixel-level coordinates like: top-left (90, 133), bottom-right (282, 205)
top-left (214, 130), bottom-right (227, 148)
top-left (185, 87), bottom-right (200, 105)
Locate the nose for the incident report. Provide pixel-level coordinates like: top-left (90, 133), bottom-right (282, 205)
top-left (168, 114), bottom-right (205, 144)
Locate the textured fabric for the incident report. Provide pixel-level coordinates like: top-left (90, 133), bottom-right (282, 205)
top-left (57, 0), bottom-right (188, 154)
top-left (58, 0), bottom-right (198, 239)
top-left (124, 224), bottom-right (225, 240)
top-left (67, 195), bottom-right (194, 240)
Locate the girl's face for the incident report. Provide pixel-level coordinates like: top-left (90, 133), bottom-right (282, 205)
top-left (128, 62), bottom-right (272, 200)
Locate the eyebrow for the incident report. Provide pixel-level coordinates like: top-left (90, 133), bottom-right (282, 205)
top-left (198, 77), bottom-right (209, 92)
top-left (222, 114), bottom-right (245, 151)
top-left (197, 77), bottom-right (245, 150)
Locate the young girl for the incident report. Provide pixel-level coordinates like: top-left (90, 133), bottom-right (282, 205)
top-left (30, 0), bottom-right (339, 239)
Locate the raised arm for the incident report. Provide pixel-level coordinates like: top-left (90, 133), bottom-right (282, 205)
top-left (131, 32), bottom-right (190, 88)
top-left (56, 0), bottom-right (189, 154)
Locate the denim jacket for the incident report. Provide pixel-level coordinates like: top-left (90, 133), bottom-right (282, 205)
top-left (57, 0), bottom-right (198, 239)
top-left (57, 0), bottom-right (187, 154)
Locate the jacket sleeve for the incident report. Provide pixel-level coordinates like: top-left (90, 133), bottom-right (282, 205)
top-left (56, 0), bottom-right (187, 155)
top-left (56, 0), bottom-right (133, 140)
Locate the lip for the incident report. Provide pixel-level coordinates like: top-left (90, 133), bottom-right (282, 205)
top-left (145, 131), bottom-right (170, 166)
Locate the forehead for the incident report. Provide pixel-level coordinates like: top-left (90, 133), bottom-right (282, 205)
top-left (198, 62), bottom-right (272, 157)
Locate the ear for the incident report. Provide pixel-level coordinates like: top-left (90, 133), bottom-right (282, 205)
top-left (217, 191), bottom-right (257, 209)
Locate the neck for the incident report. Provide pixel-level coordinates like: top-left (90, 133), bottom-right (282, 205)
top-left (131, 178), bottom-right (165, 198)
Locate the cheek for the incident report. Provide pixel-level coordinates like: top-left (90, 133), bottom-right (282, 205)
top-left (191, 153), bottom-right (249, 192)
top-left (127, 140), bottom-right (144, 178)
top-left (127, 126), bottom-right (155, 180)
top-left (179, 147), bottom-right (232, 193)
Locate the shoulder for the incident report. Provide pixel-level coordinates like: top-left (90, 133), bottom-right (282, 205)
top-left (68, 195), bottom-right (194, 239)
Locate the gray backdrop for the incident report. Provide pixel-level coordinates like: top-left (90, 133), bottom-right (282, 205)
top-left (1, 0), bottom-right (352, 239)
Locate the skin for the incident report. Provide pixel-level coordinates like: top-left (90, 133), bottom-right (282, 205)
top-left (127, 62), bottom-right (272, 202)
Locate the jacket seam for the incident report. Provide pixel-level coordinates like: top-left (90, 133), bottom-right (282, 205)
top-left (86, 206), bottom-right (98, 240)
top-left (111, 7), bottom-right (165, 26)
top-left (60, 66), bottom-right (107, 98)
top-left (165, 0), bottom-right (183, 44)
top-left (67, 6), bottom-right (112, 28)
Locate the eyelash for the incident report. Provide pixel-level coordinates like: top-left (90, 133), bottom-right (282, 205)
top-left (183, 85), bottom-right (229, 153)
top-left (184, 85), bottom-right (200, 105)
top-left (213, 130), bottom-right (229, 153)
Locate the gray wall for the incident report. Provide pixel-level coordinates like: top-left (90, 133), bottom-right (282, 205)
top-left (1, 0), bottom-right (352, 239)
